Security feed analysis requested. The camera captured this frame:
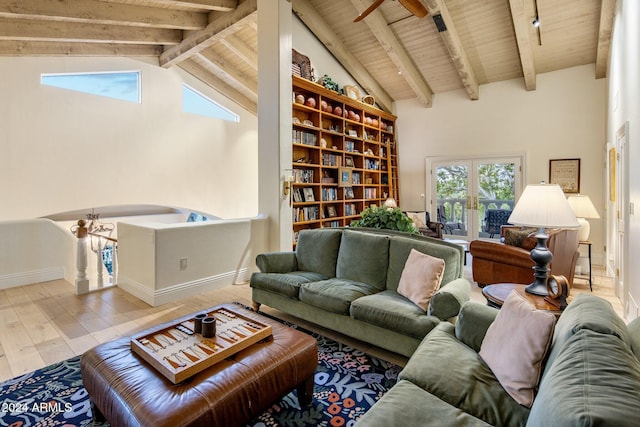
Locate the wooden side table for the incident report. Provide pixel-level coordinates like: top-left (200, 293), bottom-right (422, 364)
top-left (481, 283), bottom-right (564, 317)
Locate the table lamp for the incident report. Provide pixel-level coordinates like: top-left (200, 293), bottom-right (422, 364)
top-left (508, 183), bottom-right (579, 296)
top-left (566, 194), bottom-right (600, 241)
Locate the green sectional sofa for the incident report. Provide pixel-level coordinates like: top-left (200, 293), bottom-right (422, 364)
top-left (358, 293), bottom-right (640, 426)
top-left (250, 228), bottom-right (471, 357)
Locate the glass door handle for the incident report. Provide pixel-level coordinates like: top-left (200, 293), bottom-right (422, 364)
top-left (474, 197), bottom-right (479, 210)
top-left (467, 196), bottom-right (472, 209)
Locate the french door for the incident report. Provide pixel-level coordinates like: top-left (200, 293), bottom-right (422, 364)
top-left (427, 156), bottom-right (523, 241)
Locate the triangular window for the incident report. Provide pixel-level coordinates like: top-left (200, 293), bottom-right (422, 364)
top-left (182, 84), bottom-right (239, 122)
top-left (41, 71), bottom-right (140, 103)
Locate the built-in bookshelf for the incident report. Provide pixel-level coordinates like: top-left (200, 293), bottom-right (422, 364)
top-left (291, 75), bottom-right (398, 245)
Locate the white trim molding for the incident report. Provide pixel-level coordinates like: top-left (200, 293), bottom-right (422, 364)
top-left (0, 267), bottom-right (65, 290)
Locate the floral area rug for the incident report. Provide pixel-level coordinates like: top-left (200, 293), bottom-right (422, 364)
top-left (0, 314), bottom-right (400, 427)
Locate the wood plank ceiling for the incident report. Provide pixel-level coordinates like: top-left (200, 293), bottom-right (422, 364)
top-left (0, 0), bottom-right (615, 114)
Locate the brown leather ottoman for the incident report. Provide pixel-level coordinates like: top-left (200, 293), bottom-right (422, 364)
top-left (80, 303), bottom-right (318, 427)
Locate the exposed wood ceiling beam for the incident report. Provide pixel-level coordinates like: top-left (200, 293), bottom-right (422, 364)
top-left (0, 0), bottom-right (207, 30)
top-left (0, 18), bottom-right (182, 44)
top-left (102, 0), bottom-right (238, 12)
top-left (292, 0), bottom-right (394, 112)
top-left (595, 0), bottom-right (616, 79)
top-left (508, 0), bottom-right (536, 90)
top-left (423, 0), bottom-right (479, 100)
top-left (349, 0), bottom-right (433, 107)
top-left (179, 58), bottom-right (257, 114)
top-left (197, 50), bottom-right (257, 93)
top-left (220, 33), bottom-right (257, 70)
top-left (0, 40), bottom-right (163, 56)
top-left (160, 0), bottom-right (256, 68)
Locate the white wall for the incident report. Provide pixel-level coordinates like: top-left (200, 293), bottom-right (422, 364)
top-left (608, 0), bottom-right (640, 319)
top-left (0, 57), bottom-right (259, 221)
top-left (0, 219), bottom-right (73, 288)
top-left (117, 217), bottom-right (268, 306)
top-left (396, 65), bottom-right (606, 264)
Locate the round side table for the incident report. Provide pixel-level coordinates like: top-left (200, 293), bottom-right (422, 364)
top-left (481, 283), bottom-right (563, 317)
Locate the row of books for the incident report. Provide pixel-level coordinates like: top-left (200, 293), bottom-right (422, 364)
top-left (293, 169), bottom-right (314, 183)
top-left (292, 187), bottom-right (315, 203)
top-left (322, 153), bottom-right (342, 167)
top-left (364, 188), bottom-right (377, 199)
top-left (293, 130), bottom-right (317, 146)
top-left (364, 159), bottom-right (380, 170)
top-left (322, 188), bottom-right (338, 201)
top-left (293, 206), bottom-right (319, 223)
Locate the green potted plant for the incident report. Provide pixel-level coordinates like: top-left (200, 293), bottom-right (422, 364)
top-left (350, 205), bottom-right (419, 234)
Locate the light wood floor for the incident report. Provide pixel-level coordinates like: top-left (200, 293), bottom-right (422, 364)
top-left (0, 264), bottom-right (620, 383)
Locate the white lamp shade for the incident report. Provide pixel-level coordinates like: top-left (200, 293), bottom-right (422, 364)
top-left (566, 194), bottom-right (600, 219)
top-left (508, 184), bottom-right (580, 228)
top-left (567, 194), bottom-right (599, 241)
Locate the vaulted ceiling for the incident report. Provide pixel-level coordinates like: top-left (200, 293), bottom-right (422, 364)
top-left (0, 0), bottom-right (615, 114)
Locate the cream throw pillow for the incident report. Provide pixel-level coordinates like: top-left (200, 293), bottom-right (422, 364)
top-left (406, 211), bottom-right (426, 228)
top-left (479, 291), bottom-right (556, 408)
top-left (397, 249), bottom-right (445, 311)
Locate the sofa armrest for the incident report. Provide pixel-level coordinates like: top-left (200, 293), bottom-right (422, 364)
top-left (454, 302), bottom-right (499, 352)
top-left (427, 278), bottom-right (471, 321)
top-left (469, 240), bottom-right (533, 268)
top-left (255, 252), bottom-right (298, 273)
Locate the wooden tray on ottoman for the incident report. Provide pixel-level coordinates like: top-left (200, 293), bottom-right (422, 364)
top-left (130, 307), bottom-right (272, 384)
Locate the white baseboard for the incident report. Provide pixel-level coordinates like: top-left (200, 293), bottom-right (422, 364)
top-left (0, 267), bottom-right (65, 290)
top-left (118, 268), bottom-right (251, 307)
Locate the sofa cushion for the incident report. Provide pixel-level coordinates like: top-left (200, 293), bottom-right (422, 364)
top-left (356, 380), bottom-right (493, 427)
top-left (527, 329), bottom-right (640, 427)
top-left (544, 293), bottom-right (630, 378)
top-left (299, 279), bottom-right (380, 315)
top-left (350, 290), bottom-right (439, 340)
top-left (249, 271), bottom-right (328, 299)
top-left (397, 249), bottom-right (445, 311)
top-left (296, 229), bottom-right (342, 277)
top-left (336, 231), bottom-right (389, 290)
top-left (504, 228), bottom-right (534, 247)
top-left (406, 211), bottom-right (427, 228)
top-left (386, 236), bottom-right (462, 292)
top-left (400, 323), bottom-right (530, 426)
top-left (479, 292), bottom-right (556, 408)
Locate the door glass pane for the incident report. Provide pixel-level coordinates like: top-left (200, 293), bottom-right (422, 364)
top-left (477, 162), bottom-right (516, 239)
top-left (435, 164), bottom-right (469, 237)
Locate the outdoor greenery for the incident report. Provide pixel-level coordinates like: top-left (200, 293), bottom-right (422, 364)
top-left (437, 163), bottom-right (515, 224)
top-left (350, 205), bottom-right (419, 234)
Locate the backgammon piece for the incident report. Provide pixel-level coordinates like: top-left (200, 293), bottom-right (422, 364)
top-left (201, 317), bottom-right (217, 338)
top-left (193, 313), bottom-right (207, 334)
top-left (177, 323), bottom-right (194, 335)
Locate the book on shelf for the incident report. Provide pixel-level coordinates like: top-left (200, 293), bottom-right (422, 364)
top-left (345, 187), bottom-right (355, 199)
top-left (302, 188), bottom-right (315, 202)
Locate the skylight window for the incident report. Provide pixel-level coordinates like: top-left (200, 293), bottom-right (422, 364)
top-left (41, 71), bottom-right (140, 103)
top-left (182, 84), bottom-right (239, 122)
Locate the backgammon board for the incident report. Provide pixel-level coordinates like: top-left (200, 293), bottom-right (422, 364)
top-left (130, 307), bottom-right (273, 384)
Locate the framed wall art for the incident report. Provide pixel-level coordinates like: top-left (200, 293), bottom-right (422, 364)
top-left (549, 158), bottom-right (580, 193)
top-left (338, 167), bottom-right (352, 187)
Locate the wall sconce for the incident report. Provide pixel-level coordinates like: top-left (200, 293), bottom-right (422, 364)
top-left (283, 171), bottom-right (294, 206)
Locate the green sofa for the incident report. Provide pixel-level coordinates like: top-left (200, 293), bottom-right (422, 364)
top-left (250, 228), bottom-right (471, 357)
top-left (358, 293), bottom-right (640, 426)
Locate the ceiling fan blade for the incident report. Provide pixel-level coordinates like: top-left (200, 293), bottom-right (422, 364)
top-left (398, 0), bottom-right (428, 18)
top-left (354, 0), bottom-right (385, 22)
